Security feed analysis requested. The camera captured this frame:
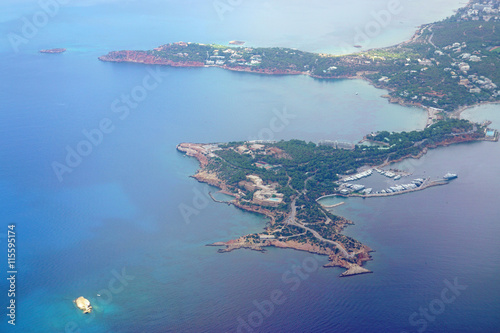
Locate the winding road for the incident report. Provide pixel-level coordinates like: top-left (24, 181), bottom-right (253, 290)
top-left (285, 198), bottom-right (354, 259)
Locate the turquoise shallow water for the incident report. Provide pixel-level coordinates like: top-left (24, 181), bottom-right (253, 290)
top-left (1, 1), bottom-right (499, 332)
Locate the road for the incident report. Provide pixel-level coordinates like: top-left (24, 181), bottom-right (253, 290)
top-left (285, 198), bottom-right (354, 259)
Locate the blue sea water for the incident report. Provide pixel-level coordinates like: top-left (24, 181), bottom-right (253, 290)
top-left (0, 1), bottom-right (499, 332)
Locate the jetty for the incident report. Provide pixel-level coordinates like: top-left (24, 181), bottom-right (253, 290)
top-left (321, 202), bottom-right (345, 209)
top-left (340, 264), bottom-right (372, 277)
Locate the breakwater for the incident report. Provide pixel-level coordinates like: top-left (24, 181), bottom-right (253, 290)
top-left (318, 178), bottom-right (450, 202)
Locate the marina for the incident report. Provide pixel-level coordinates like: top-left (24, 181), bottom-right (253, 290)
top-left (352, 178), bottom-right (450, 198)
top-left (321, 201), bottom-right (346, 209)
top-left (319, 177), bottom-right (451, 202)
top-left (320, 170), bottom-right (459, 202)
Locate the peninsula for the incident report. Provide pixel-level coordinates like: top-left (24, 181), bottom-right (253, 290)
top-left (177, 119), bottom-right (495, 276)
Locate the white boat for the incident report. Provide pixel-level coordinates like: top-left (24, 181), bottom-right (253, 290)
top-left (443, 173), bottom-right (458, 180)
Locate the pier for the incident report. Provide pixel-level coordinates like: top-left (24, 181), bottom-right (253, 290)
top-left (321, 202), bottom-right (345, 209)
top-left (208, 191), bottom-right (234, 205)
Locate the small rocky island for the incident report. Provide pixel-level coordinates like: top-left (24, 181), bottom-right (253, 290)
top-left (178, 119), bottom-right (496, 277)
top-left (74, 296), bottom-right (92, 314)
top-left (40, 48), bottom-right (66, 54)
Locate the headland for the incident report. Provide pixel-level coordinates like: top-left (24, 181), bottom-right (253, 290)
top-left (177, 119), bottom-right (495, 277)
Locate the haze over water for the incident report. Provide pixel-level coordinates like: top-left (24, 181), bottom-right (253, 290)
top-left (1, 0), bottom-right (499, 332)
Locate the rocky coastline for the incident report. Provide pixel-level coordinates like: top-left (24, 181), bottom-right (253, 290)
top-left (177, 143), bottom-right (374, 277)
